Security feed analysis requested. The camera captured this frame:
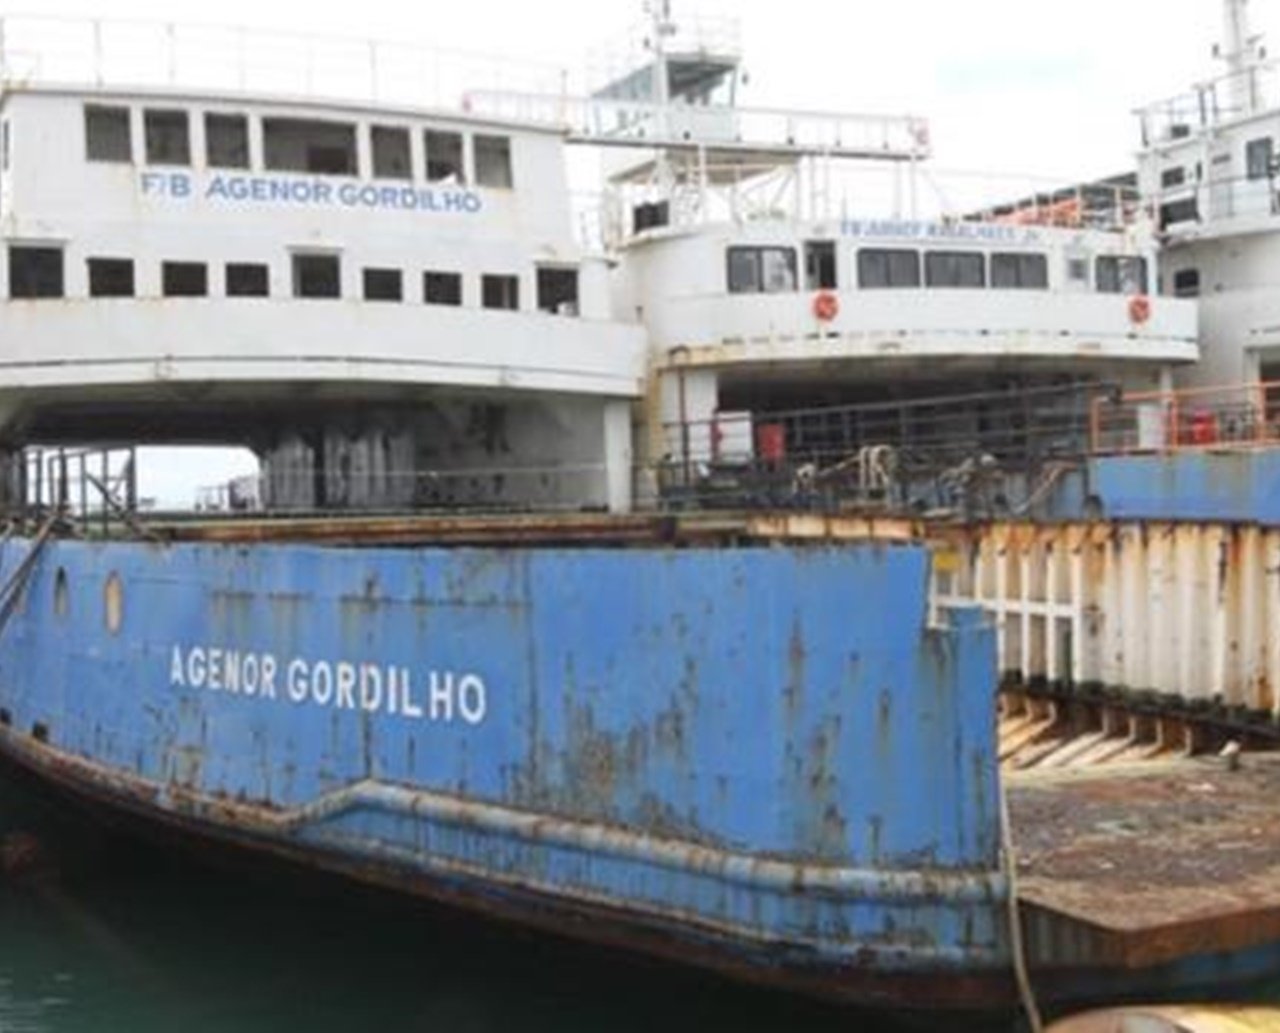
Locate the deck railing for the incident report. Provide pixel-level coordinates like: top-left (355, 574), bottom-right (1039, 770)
top-left (1090, 381), bottom-right (1280, 455)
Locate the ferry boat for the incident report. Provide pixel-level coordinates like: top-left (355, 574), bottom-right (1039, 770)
top-left (2, 1), bottom-right (1280, 1019)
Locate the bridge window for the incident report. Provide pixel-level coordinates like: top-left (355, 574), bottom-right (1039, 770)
top-left (87, 258), bottom-right (135, 297)
top-left (9, 246), bottom-right (63, 299)
top-left (1173, 268), bottom-right (1200, 298)
top-left (206, 113), bottom-right (249, 169)
top-left (371, 126), bottom-right (412, 180)
top-left (804, 241), bottom-right (837, 289)
top-left (85, 105), bottom-right (131, 163)
top-left (425, 130), bottom-right (465, 183)
top-left (292, 254), bottom-right (341, 299)
top-left (264, 118), bottom-right (356, 175)
top-left (1247, 136), bottom-right (1274, 180)
top-left (145, 109), bottom-right (190, 165)
top-left (481, 273), bottom-right (519, 310)
top-left (991, 252), bottom-right (1048, 289)
top-left (925, 251), bottom-right (985, 288)
top-left (1096, 255), bottom-right (1148, 294)
top-left (363, 267), bottom-right (402, 301)
top-left (474, 134), bottom-right (512, 188)
top-left (537, 267), bottom-right (579, 315)
top-left (424, 270), bottom-right (462, 305)
top-left (162, 261), bottom-right (207, 297)
top-left (226, 263), bottom-right (269, 297)
top-left (856, 248), bottom-right (920, 288)
top-left (726, 246), bottom-right (797, 294)
top-left (1161, 166), bottom-right (1186, 189)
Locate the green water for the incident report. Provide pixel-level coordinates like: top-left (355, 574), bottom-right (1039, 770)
top-left (0, 774), bottom-right (927, 1033)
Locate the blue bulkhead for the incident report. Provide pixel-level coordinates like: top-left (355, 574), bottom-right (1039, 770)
top-left (0, 538), bottom-right (1004, 981)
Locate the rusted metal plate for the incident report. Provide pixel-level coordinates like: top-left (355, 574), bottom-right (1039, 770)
top-left (1009, 755), bottom-right (1280, 968)
top-left (152, 510), bottom-right (923, 546)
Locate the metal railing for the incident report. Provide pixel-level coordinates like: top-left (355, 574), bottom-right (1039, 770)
top-left (20, 445), bottom-right (139, 534)
top-left (1091, 381), bottom-right (1280, 454)
top-left (1136, 61), bottom-right (1280, 146)
top-left (0, 13), bottom-right (564, 109)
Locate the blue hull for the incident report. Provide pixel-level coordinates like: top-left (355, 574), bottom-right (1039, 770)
top-left (0, 536), bottom-right (1011, 1008)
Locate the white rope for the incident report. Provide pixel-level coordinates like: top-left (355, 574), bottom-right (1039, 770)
top-left (1000, 773), bottom-right (1044, 1033)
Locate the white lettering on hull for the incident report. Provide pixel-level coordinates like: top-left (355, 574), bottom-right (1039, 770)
top-left (167, 645), bottom-right (487, 726)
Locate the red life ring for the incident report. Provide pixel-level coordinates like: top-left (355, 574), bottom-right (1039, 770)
top-left (812, 291), bottom-right (839, 322)
top-left (1128, 294), bottom-right (1151, 324)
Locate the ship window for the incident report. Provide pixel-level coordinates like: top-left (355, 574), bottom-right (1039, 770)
top-left (1067, 258), bottom-right (1089, 282)
top-left (206, 113), bottom-right (249, 169)
top-left (991, 252), bottom-right (1048, 289)
top-left (474, 134), bottom-right (512, 188)
top-left (1247, 136), bottom-right (1274, 180)
top-left (87, 258), bottom-right (135, 297)
top-left (363, 267), bottom-right (402, 301)
top-left (924, 251), bottom-right (986, 288)
top-left (2, 121), bottom-right (10, 170)
top-left (804, 241), bottom-right (837, 290)
top-left (481, 273), bottom-right (519, 310)
top-left (537, 267), bottom-right (579, 315)
top-left (1096, 255), bottom-right (1148, 294)
top-left (371, 126), bottom-right (411, 180)
top-left (264, 118), bottom-right (356, 175)
top-left (726, 246), bottom-right (797, 294)
top-left (145, 109), bottom-right (190, 166)
top-left (1160, 198), bottom-right (1199, 228)
top-left (8, 246), bottom-right (63, 299)
top-left (424, 270), bottom-right (462, 305)
top-left (1160, 166), bottom-right (1185, 189)
top-left (292, 254), bottom-right (341, 298)
top-left (1173, 268), bottom-right (1200, 298)
top-left (162, 261), bottom-right (207, 297)
top-left (226, 263), bottom-right (269, 297)
top-left (85, 105), bottom-right (131, 163)
top-left (856, 249), bottom-right (920, 288)
top-left (424, 130), bottom-right (465, 183)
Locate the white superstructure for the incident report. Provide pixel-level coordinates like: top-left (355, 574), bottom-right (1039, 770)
top-left (1137, 0), bottom-right (1280, 388)
top-left (0, 8), bottom-right (1208, 513)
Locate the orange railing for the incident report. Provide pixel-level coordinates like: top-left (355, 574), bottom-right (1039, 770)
top-left (1090, 381), bottom-right (1280, 454)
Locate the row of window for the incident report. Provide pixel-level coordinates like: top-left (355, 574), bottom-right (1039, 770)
top-left (82, 105), bottom-right (513, 188)
top-left (726, 244), bottom-right (1149, 295)
top-left (7, 247), bottom-right (578, 311)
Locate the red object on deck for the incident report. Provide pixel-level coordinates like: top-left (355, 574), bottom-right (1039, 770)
top-left (756, 423), bottom-right (786, 462)
top-left (1188, 410), bottom-right (1218, 445)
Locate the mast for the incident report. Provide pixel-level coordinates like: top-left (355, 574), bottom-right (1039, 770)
top-left (1220, 0), bottom-right (1263, 115)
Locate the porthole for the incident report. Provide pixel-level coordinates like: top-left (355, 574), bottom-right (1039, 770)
top-left (53, 568), bottom-right (68, 617)
top-left (104, 572), bottom-right (123, 634)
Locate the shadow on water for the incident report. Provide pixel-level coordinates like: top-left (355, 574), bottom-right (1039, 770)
top-left (0, 772), bottom-right (998, 1033)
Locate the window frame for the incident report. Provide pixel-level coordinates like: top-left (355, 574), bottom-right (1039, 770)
top-left (856, 248), bottom-right (921, 289)
top-left (424, 129), bottom-right (466, 184)
top-left (474, 134), bottom-right (513, 189)
top-left (924, 250), bottom-right (986, 289)
top-left (85, 105), bottom-right (132, 163)
top-left (225, 262), bottom-right (270, 297)
top-left (161, 261), bottom-right (209, 297)
top-left (1096, 255), bottom-right (1150, 295)
top-left (292, 253), bottom-right (342, 299)
top-left (362, 267), bottom-right (403, 302)
top-left (87, 257), bottom-right (136, 298)
top-left (424, 270), bottom-right (463, 306)
top-left (1247, 136), bottom-right (1274, 181)
top-left (8, 245), bottom-right (64, 299)
top-left (205, 113), bottom-right (250, 170)
top-left (481, 273), bottom-right (520, 311)
top-left (144, 108), bottom-right (191, 166)
top-left (990, 252), bottom-right (1049, 290)
top-left (371, 125), bottom-right (413, 181)
top-left (725, 246), bottom-right (798, 294)
top-left (263, 118), bottom-right (358, 176)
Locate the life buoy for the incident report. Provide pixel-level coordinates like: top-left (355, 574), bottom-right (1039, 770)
top-left (1128, 294), bottom-right (1151, 324)
top-left (812, 291), bottom-right (839, 322)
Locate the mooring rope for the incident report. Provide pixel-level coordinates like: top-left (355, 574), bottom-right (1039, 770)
top-left (1000, 774), bottom-right (1044, 1033)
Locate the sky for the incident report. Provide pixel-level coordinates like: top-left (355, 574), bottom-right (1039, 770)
top-left (13, 0), bottom-right (1275, 505)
